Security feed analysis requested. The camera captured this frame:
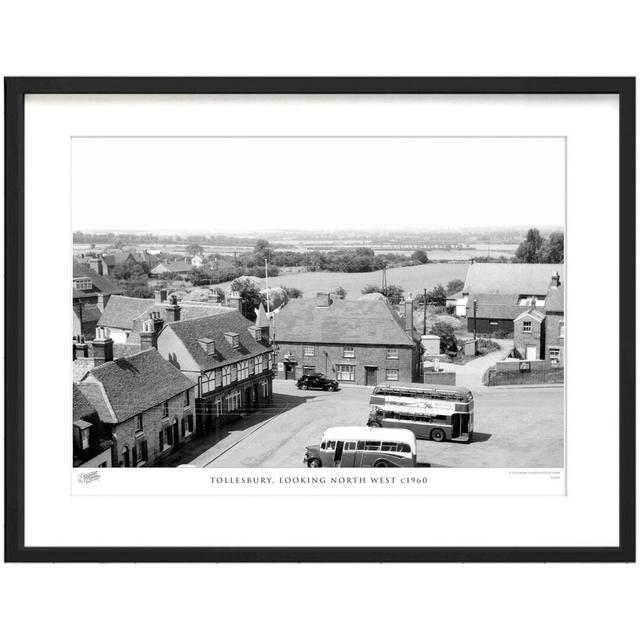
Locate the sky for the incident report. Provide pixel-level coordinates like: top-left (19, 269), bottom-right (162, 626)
top-left (72, 136), bottom-right (565, 233)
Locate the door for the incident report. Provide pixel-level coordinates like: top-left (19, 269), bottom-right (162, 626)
top-left (340, 441), bottom-right (358, 467)
top-left (365, 367), bottom-right (378, 386)
top-left (173, 419), bottom-right (180, 447)
top-left (285, 363), bottom-right (296, 380)
top-left (333, 441), bottom-right (345, 467)
top-left (526, 346), bottom-right (537, 360)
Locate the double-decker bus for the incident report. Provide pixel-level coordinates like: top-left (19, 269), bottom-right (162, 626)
top-left (367, 384), bottom-right (474, 443)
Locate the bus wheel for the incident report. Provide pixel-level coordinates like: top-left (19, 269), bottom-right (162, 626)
top-left (367, 421), bottom-right (381, 428)
top-left (430, 428), bottom-right (446, 443)
top-left (374, 460), bottom-right (388, 467)
top-left (307, 458), bottom-right (321, 468)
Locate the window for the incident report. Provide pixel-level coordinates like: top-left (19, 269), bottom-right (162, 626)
top-left (343, 347), bottom-right (355, 358)
top-left (159, 430), bottom-right (164, 450)
top-left (230, 364), bottom-right (238, 383)
top-left (237, 360), bottom-right (249, 381)
top-left (549, 348), bottom-right (561, 365)
top-left (181, 418), bottom-right (186, 438)
top-left (260, 379), bottom-right (269, 398)
top-left (80, 428), bottom-right (90, 450)
top-left (222, 366), bottom-right (231, 386)
top-left (523, 320), bottom-right (532, 334)
top-left (165, 425), bottom-right (173, 446)
top-left (215, 399), bottom-right (222, 417)
top-left (335, 364), bottom-right (355, 381)
top-left (386, 369), bottom-right (399, 381)
top-left (162, 401), bottom-right (169, 418)
top-left (345, 441), bottom-right (356, 451)
top-left (72, 276), bottom-right (92, 291)
top-left (227, 390), bottom-right (242, 412)
top-left (303, 366), bottom-right (315, 376)
top-left (184, 389), bottom-right (190, 406)
top-left (140, 440), bottom-right (148, 462)
top-left (268, 353), bottom-right (274, 370)
top-left (254, 356), bottom-right (262, 373)
top-left (386, 348), bottom-right (399, 360)
top-left (215, 369), bottom-right (222, 388)
top-left (136, 414), bottom-right (143, 433)
top-left (303, 345), bottom-right (315, 357)
top-left (187, 414), bottom-right (194, 432)
top-left (559, 322), bottom-right (565, 339)
top-left (249, 358), bottom-right (255, 376)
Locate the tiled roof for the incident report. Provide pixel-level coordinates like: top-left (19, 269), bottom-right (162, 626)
top-left (73, 259), bottom-right (124, 297)
top-left (514, 308), bottom-right (546, 323)
top-left (463, 263), bottom-right (565, 296)
top-left (152, 262), bottom-right (194, 274)
top-left (78, 349), bottom-right (195, 423)
top-left (544, 284), bottom-right (564, 313)
top-left (165, 310), bottom-right (273, 371)
top-left (102, 252), bottom-right (135, 267)
top-left (99, 296), bottom-right (154, 329)
top-left (465, 294), bottom-right (523, 320)
top-left (73, 383), bottom-right (97, 421)
top-left (274, 298), bottom-right (416, 346)
top-left (72, 342), bottom-right (146, 382)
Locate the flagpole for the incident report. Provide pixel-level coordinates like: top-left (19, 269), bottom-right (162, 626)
top-left (264, 258), bottom-right (271, 314)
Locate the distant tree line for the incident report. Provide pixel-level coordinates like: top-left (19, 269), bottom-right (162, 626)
top-left (514, 229), bottom-right (564, 263)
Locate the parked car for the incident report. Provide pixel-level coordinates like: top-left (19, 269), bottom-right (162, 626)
top-left (296, 373), bottom-right (339, 392)
top-left (304, 426), bottom-right (418, 468)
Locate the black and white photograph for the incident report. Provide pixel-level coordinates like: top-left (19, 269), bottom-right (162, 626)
top-left (71, 136), bottom-right (566, 473)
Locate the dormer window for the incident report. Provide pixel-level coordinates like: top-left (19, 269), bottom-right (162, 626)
top-left (198, 338), bottom-right (216, 355)
top-left (224, 332), bottom-right (240, 349)
top-left (73, 277), bottom-right (93, 291)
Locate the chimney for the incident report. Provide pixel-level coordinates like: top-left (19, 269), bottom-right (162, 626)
top-left (150, 310), bottom-right (164, 334)
top-left (88, 258), bottom-right (103, 276)
top-left (404, 296), bottom-right (414, 334)
top-left (165, 294), bottom-right (181, 323)
top-left (140, 319), bottom-right (158, 350)
top-left (92, 327), bottom-right (114, 366)
top-left (316, 292), bottom-right (332, 307)
top-left (551, 271), bottom-right (560, 288)
top-left (228, 291), bottom-right (242, 313)
top-left (155, 288), bottom-right (168, 303)
top-left (73, 335), bottom-right (89, 360)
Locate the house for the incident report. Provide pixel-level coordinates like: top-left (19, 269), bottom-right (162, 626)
top-left (73, 258), bottom-right (123, 339)
top-left (511, 272), bottom-right (565, 365)
top-left (73, 384), bottom-right (113, 468)
top-left (273, 292), bottom-right (421, 386)
top-left (463, 263), bottom-right (565, 335)
top-left (97, 290), bottom-right (233, 343)
top-left (100, 252), bottom-right (139, 277)
top-left (150, 260), bottom-right (195, 278)
top-left (76, 329), bottom-right (197, 467)
top-left (445, 290), bottom-right (467, 316)
top-left (156, 308), bottom-right (275, 433)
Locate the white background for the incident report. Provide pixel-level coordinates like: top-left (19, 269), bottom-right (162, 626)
top-left (1, 2), bottom-right (638, 640)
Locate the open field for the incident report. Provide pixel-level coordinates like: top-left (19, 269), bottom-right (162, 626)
top-left (216, 262), bottom-right (470, 299)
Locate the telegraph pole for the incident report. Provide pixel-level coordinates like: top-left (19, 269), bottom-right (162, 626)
top-left (423, 287), bottom-right (427, 335)
top-left (473, 299), bottom-right (478, 341)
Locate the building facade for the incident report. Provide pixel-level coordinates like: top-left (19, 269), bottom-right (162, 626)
top-left (273, 293), bottom-right (421, 386)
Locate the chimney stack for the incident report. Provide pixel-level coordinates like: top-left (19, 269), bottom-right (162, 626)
top-left (316, 292), bottom-right (332, 308)
top-left (551, 271), bottom-right (560, 288)
top-left (73, 335), bottom-right (89, 360)
top-left (92, 327), bottom-right (114, 366)
top-left (155, 288), bottom-right (168, 303)
top-left (404, 296), bottom-right (414, 335)
top-left (140, 319), bottom-right (158, 350)
top-left (88, 258), bottom-right (103, 276)
top-left (150, 310), bottom-right (164, 334)
top-left (165, 294), bottom-right (181, 323)
top-left (228, 291), bottom-right (243, 313)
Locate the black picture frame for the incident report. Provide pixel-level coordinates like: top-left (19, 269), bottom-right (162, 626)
top-left (4, 77), bottom-right (635, 563)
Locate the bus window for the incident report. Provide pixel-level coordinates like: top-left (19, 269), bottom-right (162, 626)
top-left (345, 441), bottom-right (357, 451)
top-left (381, 442), bottom-right (398, 452)
top-left (364, 441), bottom-right (381, 451)
top-left (325, 440), bottom-right (336, 451)
top-left (399, 443), bottom-right (411, 453)
top-left (357, 441), bottom-right (366, 450)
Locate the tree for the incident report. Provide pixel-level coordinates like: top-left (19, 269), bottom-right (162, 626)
top-left (514, 228), bottom-right (545, 263)
top-left (186, 243), bottom-right (204, 257)
top-left (446, 279), bottom-right (465, 295)
top-left (361, 284), bottom-right (383, 295)
top-left (229, 277), bottom-right (265, 321)
top-left (332, 286), bottom-right (347, 299)
top-left (283, 286), bottom-right (303, 299)
top-left (361, 283), bottom-right (404, 304)
top-left (425, 284), bottom-right (447, 306)
top-left (411, 249), bottom-right (429, 264)
top-left (430, 321), bottom-right (458, 355)
top-left (190, 267), bottom-right (214, 286)
top-left (541, 231), bottom-right (564, 263)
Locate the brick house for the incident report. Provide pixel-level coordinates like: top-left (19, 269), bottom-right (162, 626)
top-left (273, 293), bottom-right (421, 386)
top-left (73, 384), bottom-right (113, 468)
top-left (156, 309), bottom-right (275, 433)
top-left (76, 329), bottom-right (197, 467)
top-left (73, 258), bottom-right (123, 339)
top-left (512, 272), bottom-right (564, 366)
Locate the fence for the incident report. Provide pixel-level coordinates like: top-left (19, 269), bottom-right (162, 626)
top-left (483, 359), bottom-right (564, 386)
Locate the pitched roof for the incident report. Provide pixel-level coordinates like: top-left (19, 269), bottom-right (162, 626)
top-left (73, 383), bottom-right (97, 421)
top-left (544, 283), bottom-right (564, 313)
top-left (465, 294), bottom-right (523, 320)
top-left (72, 342), bottom-right (146, 382)
top-left (165, 310), bottom-right (273, 371)
top-left (78, 349), bottom-right (195, 423)
top-left (514, 308), bottom-right (546, 323)
top-left (463, 263), bottom-right (565, 296)
top-left (151, 262), bottom-right (194, 274)
top-left (72, 259), bottom-right (123, 298)
top-left (274, 298), bottom-right (416, 346)
top-left (102, 252), bottom-right (135, 267)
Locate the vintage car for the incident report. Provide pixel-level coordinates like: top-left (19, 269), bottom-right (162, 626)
top-left (296, 373), bottom-right (339, 392)
top-left (304, 426), bottom-right (417, 468)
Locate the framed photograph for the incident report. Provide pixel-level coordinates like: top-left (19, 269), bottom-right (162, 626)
top-left (5, 77), bottom-right (635, 562)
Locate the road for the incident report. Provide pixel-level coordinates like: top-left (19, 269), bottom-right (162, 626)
top-left (186, 380), bottom-right (564, 469)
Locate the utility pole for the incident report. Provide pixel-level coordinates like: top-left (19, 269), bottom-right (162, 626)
top-left (423, 287), bottom-right (427, 335)
top-left (473, 299), bottom-right (478, 341)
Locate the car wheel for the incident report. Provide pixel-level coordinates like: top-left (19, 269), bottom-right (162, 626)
top-left (307, 458), bottom-right (322, 468)
top-left (374, 460), bottom-right (388, 467)
top-left (330, 385), bottom-right (337, 392)
top-left (430, 428), bottom-right (446, 443)
top-left (300, 384), bottom-right (308, 390)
